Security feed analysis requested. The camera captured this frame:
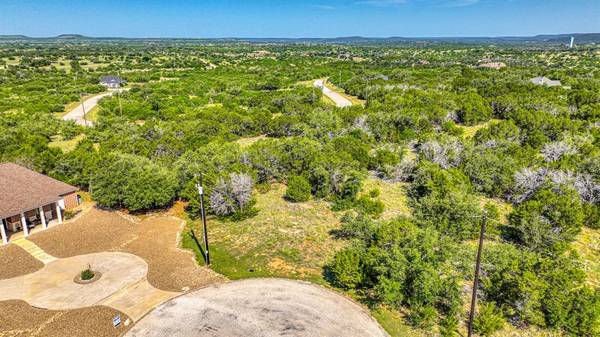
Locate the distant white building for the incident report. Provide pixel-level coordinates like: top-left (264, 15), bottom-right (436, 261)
top-left (100, 75), bottom-right (126, 89)
top-left (530, 76), bottom-right (562, 87)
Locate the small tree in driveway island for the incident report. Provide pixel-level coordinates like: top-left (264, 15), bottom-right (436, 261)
top-left (80, 264), bottom-right (95, 281)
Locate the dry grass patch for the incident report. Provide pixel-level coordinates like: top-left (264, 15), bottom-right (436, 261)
top-left (460, 119), bottom-right (501, 139)
top-left (235, 134), bottom-right (267, 148)
top-left (0, 300), bottom-right (130, 337)
top-left (188, 184), bottom-right (344, 282)
top-left (479, 196), bottom-right (513, 225)
top-left (0, 244), bottom-right (44, 280)
top-left (29, 207), bottom-right (222, 292)
top-left (573, 227), bottom-right (600, 287)
top-left (48, 134), bottom-right (86, 153)
top-left (360, 177), bottom-right (411, 220)
top-left (321, 93), bottom-right (337, 106)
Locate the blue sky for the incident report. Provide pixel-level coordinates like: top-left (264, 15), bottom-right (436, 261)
top-left (0, 0), bottom-right (598, 38)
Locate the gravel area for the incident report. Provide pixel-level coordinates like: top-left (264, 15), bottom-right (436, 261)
top-left (0, 300), bottom-right (131, 337)
top-left (0, 244), bottom-right (44, 280)
top-left (29, 207), bottom-right (223, 292)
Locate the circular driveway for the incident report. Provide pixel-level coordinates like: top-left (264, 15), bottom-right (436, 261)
top-left (126, 278), bottom-right (387, 337)
top-left (0, 252), bottom-right (147, 309)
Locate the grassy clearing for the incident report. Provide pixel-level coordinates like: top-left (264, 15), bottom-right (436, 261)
top-left (321, 93), bottom-right (337, 106)
top-left (573, 227), bottom-right (600, 287)
top-left (460, 119), bottom-right (501, 139)
top-left (479, 196), bottom-right (513, 225)
top-left (48, 134), bottom-right (85, 152)
top-left (183, 183), bottom-right (345, 284)
top-left (86, 105), bottom-right (100, 122)
top-left (360, 177), bottom-right (411, 220)
top-left (235, 135), bottom-right (267, 148)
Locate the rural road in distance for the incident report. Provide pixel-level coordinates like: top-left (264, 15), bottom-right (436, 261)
top-left (314, 79), bottom-right (352, 108)
top-left (63, 89), bottom-right (127, 126)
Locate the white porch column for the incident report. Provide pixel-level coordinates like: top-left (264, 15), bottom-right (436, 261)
top-left (56, 203), bottom-right (63, 224)
top-left (1, 220), bottom-right (7, 245)
top-left (21, 213), bottom-right (29, 237)
top-left (39, 207), bottom-right (47, 229)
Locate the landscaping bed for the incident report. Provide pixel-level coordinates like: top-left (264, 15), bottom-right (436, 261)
top-left (0, 300), bottom-right (130, 337)
top-left (0, 244), bottom-right (44, 280)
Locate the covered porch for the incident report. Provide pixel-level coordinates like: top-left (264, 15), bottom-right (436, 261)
top-left (1, 202), bottom-right (63, 244)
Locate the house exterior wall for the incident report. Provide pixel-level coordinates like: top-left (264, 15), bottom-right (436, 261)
top-left (62, 192), bottom-right (79, 210)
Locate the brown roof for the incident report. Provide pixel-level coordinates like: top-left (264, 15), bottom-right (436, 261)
top-left (0, 163), bottom-right (78, 219)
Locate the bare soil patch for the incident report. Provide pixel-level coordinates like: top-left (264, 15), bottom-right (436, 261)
top-left (0, 300), bottom-right (130, 337)
top-left (0, 244), bottom-right (44, 280)
top-left (29, 207), bottom-right (223, 292)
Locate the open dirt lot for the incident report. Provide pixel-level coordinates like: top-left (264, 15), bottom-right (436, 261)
top-left (30, 207), bottom-right (223, 292)
top-left (0, 244), bottom-right (44, 280)
top-left (126, 278), bottom-right (387, 337)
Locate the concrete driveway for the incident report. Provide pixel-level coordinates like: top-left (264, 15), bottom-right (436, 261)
top-left (0, 249), bottom-right (179, 321)
top-left (314, 79), bottom-right (352, 108)
top-left (126, 278), bottom-right (388, 337)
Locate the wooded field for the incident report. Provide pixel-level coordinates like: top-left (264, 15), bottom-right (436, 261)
top-left (1, 41), bottom-right (600, 336)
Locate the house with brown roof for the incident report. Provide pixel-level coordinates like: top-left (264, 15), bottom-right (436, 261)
top-left (0, 163), bottom-right (80, 244)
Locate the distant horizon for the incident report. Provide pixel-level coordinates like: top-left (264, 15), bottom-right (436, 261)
top-left (1, 1), bottom-right (599, 39)
top-left (3, 32), bottom-right (599, 40)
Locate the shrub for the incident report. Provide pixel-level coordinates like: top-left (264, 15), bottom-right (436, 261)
top-left (329, 247), bottom-right (363, 289)
top-left (355, 195), bottom-right (384, 217)
top-left (506, 187), bottom-right (583, 254)
top-left (473, 302), bottom-right (505, 336)
top-left (284, 175), bottom-right (311, 202)
top-left (407, 305), bottom-right (437, 328)
top-left (80, 266), bottom-right (95, 280)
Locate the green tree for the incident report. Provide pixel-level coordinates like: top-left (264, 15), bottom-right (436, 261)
top-left (285, 175), bottom-right (312, 202)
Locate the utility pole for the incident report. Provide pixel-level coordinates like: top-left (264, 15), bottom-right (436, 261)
top-left (79, 92), bottom-right (88, 127)
top-left (196, 174), bottom-right (210, 265)
top-left (468, 211), bottom-right (487, 337)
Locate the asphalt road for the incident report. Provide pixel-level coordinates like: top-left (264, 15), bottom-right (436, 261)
top-left (62, 90), bottom-right (125, 126)
top-left (126, 278), bottom-right (388, 337)
top-left (314, 79), bottom-right (353, 108)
